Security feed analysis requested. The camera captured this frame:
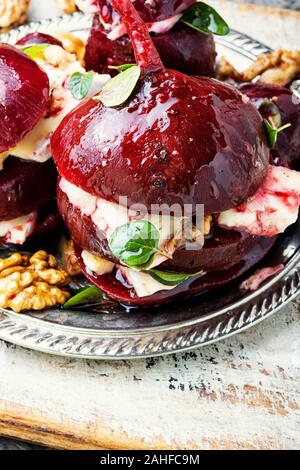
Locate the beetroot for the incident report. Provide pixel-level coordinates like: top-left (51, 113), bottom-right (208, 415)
top-left (75, 236), bottom-right (276, 307)
top-left (0, 157), bottom-right (57, 221)
top-left (52, 0), bottom-right (272, 305)
top-left (16, 32), bottom-right (63, 48)
top-left (0, 44), bottom-right (49, 154)
top-left (85, 13), bottom-right (216, 76)
top-left (240, 82), bottom-right (300, 169)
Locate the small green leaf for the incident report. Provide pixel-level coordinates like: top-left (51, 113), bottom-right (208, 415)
top-left (63, 286), bottom-right (103, 308)
top-left (181, 2), bottom-right (229, 36)
top-left (69, 71), bottom-right (94, 100)
top-left (264, 119), bottom-right (292, 149)
top-left (108, 64), bottom-right (136, 73)
top-left (20, 43), bottom-right (51, 60)
top-left (95, 65), bottom-right (141, 108)
top-left (109, 220), bottom-right (162, 269)
top-left (149, 269), bottom-right (205, 286)
top-left (259, 100), bottom-right (282, 128)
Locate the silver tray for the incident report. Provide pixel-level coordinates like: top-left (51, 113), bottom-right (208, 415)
top-left (0, 13), bottom-right (299, 360)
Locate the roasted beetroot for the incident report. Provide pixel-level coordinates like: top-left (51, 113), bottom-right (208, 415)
top-left (240, 82), bottom-right (300, 169)
top-left (0, 157), bottom-right (57, 221)
top-left (52, 0), bottom-right (273, 305)
top-left (16, 32), bottom-right (63, 47)
top-left (0, 44), bottom-right (49, 153)
top-left (85, 12), bottom-right (216, 76)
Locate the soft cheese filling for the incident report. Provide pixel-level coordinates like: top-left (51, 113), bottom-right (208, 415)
top-left (0, 212), bottom-right (37, 245)
top-left (219, 166), bottom-right (300, 236)
top-left (81, 250), bottom-right (180, 298)
top-left (0, 45), bottom-right (110, 170)
top-left (60, 178), bottom-right (206, 270)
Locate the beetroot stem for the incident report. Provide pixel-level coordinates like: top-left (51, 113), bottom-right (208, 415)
top-left (111, 0), bottom-right (164, 75)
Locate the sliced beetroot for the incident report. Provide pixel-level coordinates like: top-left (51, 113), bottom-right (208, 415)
top-left (0, 157), bottom-right (57, 221)
top-left (16, 32), bottom-right (63, 47)
top-left (85, 13), bottom-right (216, 76)
top-left (161, 228), bottom-right (259, 274)
top-left (240, 82), bottom-right (300, 169)
top-left (75, 236), bottom-right (276, 307)
top-left (0, 44), bottom-right (49, 153)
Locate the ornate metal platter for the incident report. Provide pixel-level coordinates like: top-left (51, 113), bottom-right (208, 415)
top-left (0, 13), bottom-right (299, 360)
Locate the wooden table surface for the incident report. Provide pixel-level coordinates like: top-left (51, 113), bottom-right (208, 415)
top-left (0, 0), bottom-right (300, 450)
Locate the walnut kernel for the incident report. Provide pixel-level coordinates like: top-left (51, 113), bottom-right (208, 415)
top-left (0, 251), bottom-right (71, 313)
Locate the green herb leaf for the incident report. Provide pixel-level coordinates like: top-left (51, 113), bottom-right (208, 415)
top-left (69, 71), bottom-right (94, 100)
top-left (108, 64), bottom-right (136, 73)
top-left (264, 119), bottom-right (292, 149)
top-left (63, 286), bottom-right (103, 308)
top-left (149, 269), bottom-right (205, 286)
top-left (259, 100), bottom-right (282, 128)
top-left (180, 2), bottom-right (229, 36)
top-left (109, 220), bottom-right (162, 268)
top-left (95, 65), bottom-right (141, 108)
top-left (20, 43), bottom-right (51, 60)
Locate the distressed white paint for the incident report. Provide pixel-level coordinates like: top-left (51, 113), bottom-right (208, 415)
top-left (0, 0), bottom-right (299, 450)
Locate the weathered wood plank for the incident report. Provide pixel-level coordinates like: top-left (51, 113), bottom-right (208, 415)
top-left (0, 299), bottom-right (299, 450)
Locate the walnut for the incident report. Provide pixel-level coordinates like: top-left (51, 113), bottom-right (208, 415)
top-left (43, 45), bottom-right (77, 69)
top-left (54, 32), bottom-right (86, 64)
top-left (0, 0), bottom-right (30, 33)
top-left (0, 250), bottom-right (71, 313)
top-left (59, 237), bottom-right (82, 277)
top-left (55, 0), bottom-right (77, 14)
top-left (217, 57), bottom-right (241, 82)
top-left (218, 50), bottom-right (300, 87)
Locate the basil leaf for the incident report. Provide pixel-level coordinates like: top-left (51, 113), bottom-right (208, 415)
top-left (149, 269), bottom-right (205, 286)
top-left (181, 2), bottom-right (229, 36)
top-left (63, 286), bottom-right (103, 308)
top-left (20, 43), bottom-right (51, 60)
top-left (69, 71), bottom-right (94, 100)
top-left (109, 220), bottom-right (161, 268)
top-left (95, 65), bottom-right (141, 108)
top-left (108, 64), bottom-right (136, 73)
top-left (264, 119), bottom-right (292, 149)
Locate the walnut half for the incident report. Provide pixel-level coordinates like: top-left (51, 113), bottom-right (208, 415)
top-left (0, 0), bottom-right (30, 33)
top-left (218, 50), bottom-right (300, 87)
top-left (0, 251), bottom-right (71, 313)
